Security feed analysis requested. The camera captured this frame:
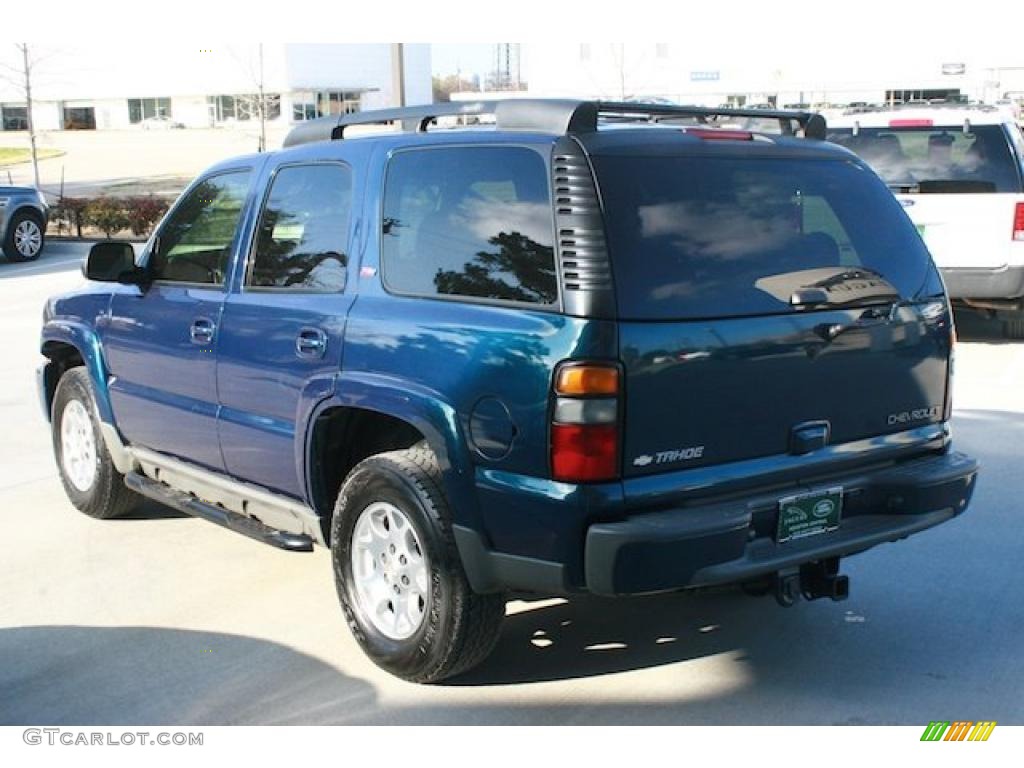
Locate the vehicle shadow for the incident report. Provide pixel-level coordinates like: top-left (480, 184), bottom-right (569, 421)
top-left (0, 625), bottom-right (377, 725)
top-left (450, 588), bottom-right (779, 686)
top-left (116, 497), bottom-right (189, 520)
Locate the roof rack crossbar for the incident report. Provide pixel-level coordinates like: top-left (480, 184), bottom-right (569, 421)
top-left (282, 100), bottom-right (505, 147)
top-left (282, 99), bottom-right (828, 147)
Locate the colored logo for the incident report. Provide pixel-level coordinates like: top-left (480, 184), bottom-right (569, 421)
top-left (812, 499), bottom-right (835, 518)
top-left (784, 506), bottom-right (808, 522)
top-left (920, 721), bottom-right (996, 742)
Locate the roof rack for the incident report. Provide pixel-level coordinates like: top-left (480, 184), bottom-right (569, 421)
top-left (282, 99), bottom-right (828, 148)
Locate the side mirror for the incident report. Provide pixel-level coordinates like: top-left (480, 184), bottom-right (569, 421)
top-left (83, 241), bottom-right (141, 284)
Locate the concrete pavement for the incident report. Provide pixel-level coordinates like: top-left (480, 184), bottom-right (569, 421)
top-left (1, 242), bottom-right (1022, 725)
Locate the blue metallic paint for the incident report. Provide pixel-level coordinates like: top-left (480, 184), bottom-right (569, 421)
top-left (103, 283), bottom-right (227, 470)
top-left (216, 144), bottom-right (368, 498)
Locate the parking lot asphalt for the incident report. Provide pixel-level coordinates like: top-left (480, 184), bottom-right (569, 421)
top-left (1, 242), bottom-right (1022, 725)
top-left (2, 128), bottom-right (285, 199)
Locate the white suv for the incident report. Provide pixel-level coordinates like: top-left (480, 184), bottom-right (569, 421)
top-left (829, 106), bottom-right (1024, 336)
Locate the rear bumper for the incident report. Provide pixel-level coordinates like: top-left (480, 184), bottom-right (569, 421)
top-left (457, 446), bottom-right (978, 596)
top-left (941, 264), bottom-right (1024, 300)
top-left (584, 450), bottom-right (977, 595)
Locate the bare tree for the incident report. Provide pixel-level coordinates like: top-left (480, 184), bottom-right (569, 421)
top-left (0, 44), bottom-right (42, 188)
top-left (227, 44), bottom-right (274, 152)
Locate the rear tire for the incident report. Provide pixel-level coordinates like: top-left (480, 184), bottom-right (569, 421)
top-left (51, 367), bottom-right (140, 519)
top-left (3, 210), bottom-right (45, 262)
top-left (331, 445), bottom-right (505, 683)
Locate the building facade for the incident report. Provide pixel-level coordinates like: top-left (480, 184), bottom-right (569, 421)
top-left (0, 44), bottom-right (431, 132)
top-left (525, 44), bottom-right (1024, 111)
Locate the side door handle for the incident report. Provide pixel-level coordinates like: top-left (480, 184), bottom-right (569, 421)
top-left (190, 317), bottom-right (216, 345)
top-left (295, 327), bottom-right (328, 359)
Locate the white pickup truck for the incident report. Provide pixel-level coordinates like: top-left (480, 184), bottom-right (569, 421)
top-left (828, 106), bottom-right (1024, 336)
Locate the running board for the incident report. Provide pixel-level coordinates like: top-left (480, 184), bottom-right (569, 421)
top-left (124, 472), bottom-right (315, 552)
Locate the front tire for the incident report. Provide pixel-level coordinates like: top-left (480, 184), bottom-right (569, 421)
top-left (3, 210), bottom-right (45, 262)
top-left (331, 446), bottom-right (505, 683)
top-left (51, 367), bottom-right (139, 519)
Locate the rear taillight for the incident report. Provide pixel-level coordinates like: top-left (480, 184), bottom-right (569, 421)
top-left (550, 362), bottom-right (620, 483)
top-left (889, 118), bottom-right (933, 128)
top-left (1013, 202), bottom-right (1024, 242)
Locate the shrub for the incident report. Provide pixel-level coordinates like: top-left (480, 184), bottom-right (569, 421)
top-left (124, 195), bottom-right (169, 237)
top-left (83, 197), bottom-right (131, 239)
top-left (53, 197), bottom-right (90, 237)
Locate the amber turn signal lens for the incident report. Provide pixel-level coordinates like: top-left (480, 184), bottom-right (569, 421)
top-left (555, 365), bottom-right (619, 396)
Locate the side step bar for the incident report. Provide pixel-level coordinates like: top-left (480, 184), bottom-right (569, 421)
top-left (125, 472), bottom-right (314, 552)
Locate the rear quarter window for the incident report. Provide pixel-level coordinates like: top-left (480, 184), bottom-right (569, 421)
top-left (594, 155), bottom-right (942, 320)
top-left (381, 146), bottom-right (558, 306)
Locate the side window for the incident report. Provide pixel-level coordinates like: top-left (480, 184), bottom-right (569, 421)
top-left (381, 146), bottom-right (557, 305)
top-left (150, 170), bottom-right (251, 285)
top-left (249, 163), bottom-right (353, 292)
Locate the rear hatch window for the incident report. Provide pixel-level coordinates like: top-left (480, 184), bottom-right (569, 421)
top-left (594, 155), bottom-right (941, 321)
top-left (827, 124), bottom-right (1023, 194)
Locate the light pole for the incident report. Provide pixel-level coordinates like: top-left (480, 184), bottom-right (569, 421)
top-left (391, 44), bottom-right (405, 107)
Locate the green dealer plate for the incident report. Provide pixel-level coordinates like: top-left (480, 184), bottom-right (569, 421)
top-left (776, 486), bottom-right (843, 543)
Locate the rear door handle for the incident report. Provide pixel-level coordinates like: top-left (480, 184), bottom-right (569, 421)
top-left (296, 327), bottom-right (328, 359)
top-left (190, 317), bottom-right (216, 345)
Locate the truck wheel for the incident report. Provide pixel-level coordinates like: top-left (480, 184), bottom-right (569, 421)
top-left (51, 367), bottom-right (139, 519)
top-left (3, 210), bottom-right (45, 262)
top-left (331, 445), bottom-right (505, 683)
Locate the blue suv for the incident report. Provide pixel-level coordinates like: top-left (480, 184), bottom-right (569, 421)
top-left (39, 100), bottom-right (979, 682)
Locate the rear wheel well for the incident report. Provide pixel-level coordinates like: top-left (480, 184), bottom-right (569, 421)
top-left (41, 341), bottom-right (85, 418)
top-left (309, 407), bottom-right (426, 542)
top-left (16, 206), bottom-right (46, 227)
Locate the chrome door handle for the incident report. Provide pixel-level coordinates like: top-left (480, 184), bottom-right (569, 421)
top-left (190, 317), bottom-right (216, 345)
top-left (296, 327), bottom-right (328, 358)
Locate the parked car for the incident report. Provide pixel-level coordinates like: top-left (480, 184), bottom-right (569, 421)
top-left (0, 186), bottom-right (48, 262)
top-left (828, 106), bottom-right (1024, 336)
top-left (139, 116), bottom-right (185, 130)
top-left (38, 100), bottom-right (978, 683)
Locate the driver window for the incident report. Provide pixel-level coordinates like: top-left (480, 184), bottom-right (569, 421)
top-left (149, 170), bottom-right (252, 285)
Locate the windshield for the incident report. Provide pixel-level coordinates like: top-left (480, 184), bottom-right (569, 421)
top-left (594, 155), bottom-right (942, 321)
top-left (826, 125), bottom-right (1022, 193)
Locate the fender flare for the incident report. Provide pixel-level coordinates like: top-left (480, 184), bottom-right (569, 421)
top-left (302, 370), bottom-right (483, 532)
top-left (40, 319), bottom-right (135, 474)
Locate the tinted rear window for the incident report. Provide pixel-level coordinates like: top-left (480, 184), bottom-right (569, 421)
top-left (827, 125), bottom-right (1022, 193)
top-left (595, 155), bottom-right (941, 320)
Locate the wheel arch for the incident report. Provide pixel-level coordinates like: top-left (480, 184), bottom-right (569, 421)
top-left (12, 203), bottom-right (47, 226)
top-left (40, 322), bottom-right (134, 474)
top-left (40, 322), bottom-right (113, 423)
top-left (303, 373), bottom-right (481, 544)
